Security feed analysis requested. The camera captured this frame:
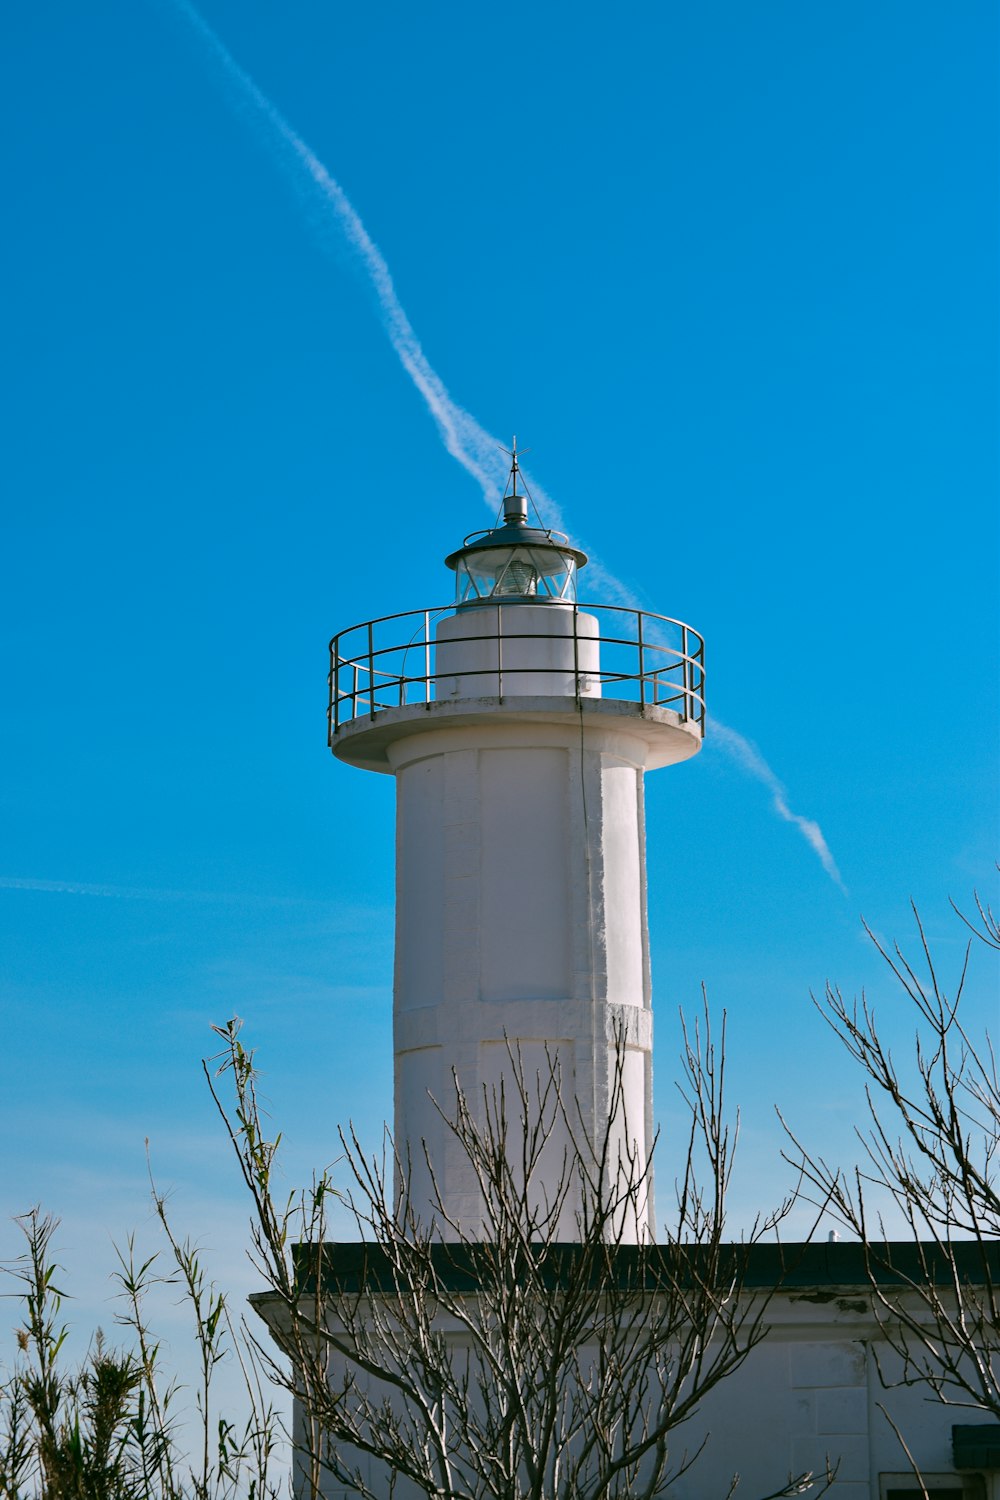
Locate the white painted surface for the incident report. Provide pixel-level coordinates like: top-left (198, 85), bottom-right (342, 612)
top-left (388, 717), bottom-right (659, 1239)
top-left (332, 693), bottom-right (701, 775)
top-left (478, 746), bottom-right (571, 1002)
top-left (434, 603), bottom-right (601, 698)
top-left (327, 593), bottom-right (701, 1239)
top-left (265, 1285), bottom-right (999, 1500)
top-left (359, 595), bottom-right (691, 1241)
top-left (599, 758), bottom-right (645, 1008)
top-left (663, 1300), bottom-right (997, 1500)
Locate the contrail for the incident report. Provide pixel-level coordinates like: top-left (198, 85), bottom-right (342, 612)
top-left (161, 0), bottom-right (845, 888)
top-left (0, 874), bottom-right (209, 900)
top-left (0, 875), bottom-right (318, 906)
top-left (163, 0), bottom-right (626, 592)
top-left (706, 719), bottom-right (847, 892)
top-left (166, 0), bottom-right (507, 511)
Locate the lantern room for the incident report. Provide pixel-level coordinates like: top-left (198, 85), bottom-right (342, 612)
top-left (445, 442), bottom-right (587, 605)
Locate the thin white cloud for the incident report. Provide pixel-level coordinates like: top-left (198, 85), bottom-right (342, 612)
top-left (707, 718), bottom-right (848, 893)
top-left (162, 1), bottom-right (844, 889)
top-left (0, 875), bottom-right (342, 907)
top-left (0, 874), bottom-right (203, 900)
top-left (167, 0), bottom-right (507, 510)
top-left (163, 3), bottom-right (683, 612)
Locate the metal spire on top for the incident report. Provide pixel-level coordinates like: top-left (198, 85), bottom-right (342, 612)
top-left (444, 433), bottom-right (588, 589)
top-left (499, 436), bottom-right (530, 527)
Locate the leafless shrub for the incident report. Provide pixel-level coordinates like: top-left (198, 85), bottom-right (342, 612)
top-left (208, 1008), bottom-right (834, 1499)
top-left (783, 891), bottom-right (1000, 1419)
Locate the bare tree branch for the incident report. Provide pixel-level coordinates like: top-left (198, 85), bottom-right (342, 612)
top-left (208, 1006), bottom-right (829, 1498)
top-left (782, 896), bottom-right (1000, 1424)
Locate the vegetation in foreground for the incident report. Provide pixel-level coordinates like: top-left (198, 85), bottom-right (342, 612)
top-left (2, 886), bottom-right (995, 1497)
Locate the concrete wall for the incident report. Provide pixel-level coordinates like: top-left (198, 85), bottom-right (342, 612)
top-left (665, 1295), bottom-right (996, 1500)
top-left (275, 1288), bottom-right (998, 1500)
top-left (434, 604), bottom-right (601, 699)
top-left (388, 717), bottom-right (655, 1239)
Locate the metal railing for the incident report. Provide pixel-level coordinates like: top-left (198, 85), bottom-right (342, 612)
top-left (327, 604), bottom-right (705, 745)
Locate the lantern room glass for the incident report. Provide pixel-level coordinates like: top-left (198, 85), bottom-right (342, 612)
top-left (453, 545), bottom-right (580, 605)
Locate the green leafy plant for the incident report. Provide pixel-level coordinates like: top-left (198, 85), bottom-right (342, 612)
top-left (0, 1205), bottom-right (282, 1500)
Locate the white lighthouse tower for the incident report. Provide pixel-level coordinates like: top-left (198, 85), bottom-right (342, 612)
top-left (328, 447), bottom-right (704, 1241)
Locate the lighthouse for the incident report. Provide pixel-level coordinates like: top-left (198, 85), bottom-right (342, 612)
top-left (328, 447), bottom-right (704, 1241)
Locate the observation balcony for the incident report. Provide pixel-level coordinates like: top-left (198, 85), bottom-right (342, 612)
top-left (328, 604), bottom-right (705, 773)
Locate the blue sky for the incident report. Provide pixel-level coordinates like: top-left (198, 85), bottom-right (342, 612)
top-left (1, 0), bottom-right (997, 1395)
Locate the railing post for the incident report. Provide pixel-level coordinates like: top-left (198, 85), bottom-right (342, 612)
top-left (496, 606), bottom-right (503, 700)
top-left (682, 625), bottom-right (689, 721)
top-left (332, 639), bottom-right (340, 744)
top-left (424, 610), bottom-right (431, 707)
top-left (637, 611), bottom-right (646, 709)
top-left (573, 605), bottom-right (581, 704)
top-left (368, 621), bottom-right (375, 720)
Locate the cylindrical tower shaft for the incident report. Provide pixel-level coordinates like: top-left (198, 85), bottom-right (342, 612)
top-left (390, 714), bottom-right (655, 1238)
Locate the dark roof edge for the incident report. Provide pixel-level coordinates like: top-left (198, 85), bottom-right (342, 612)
top-left (288, 1240), bottom-right (999, 1296)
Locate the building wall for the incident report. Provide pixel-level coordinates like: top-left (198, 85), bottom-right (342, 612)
top-left (667, 1296), bottom-right (996, 1499)
top-left (272, 1284), bottom-right (998, 1500)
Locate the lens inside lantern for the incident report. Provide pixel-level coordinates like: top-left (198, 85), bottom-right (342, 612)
top-left (494, 559), bottom-right (538, 596)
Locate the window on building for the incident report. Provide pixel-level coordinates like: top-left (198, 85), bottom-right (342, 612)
top-left (880, 1477), bottom-right (986, 1500)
